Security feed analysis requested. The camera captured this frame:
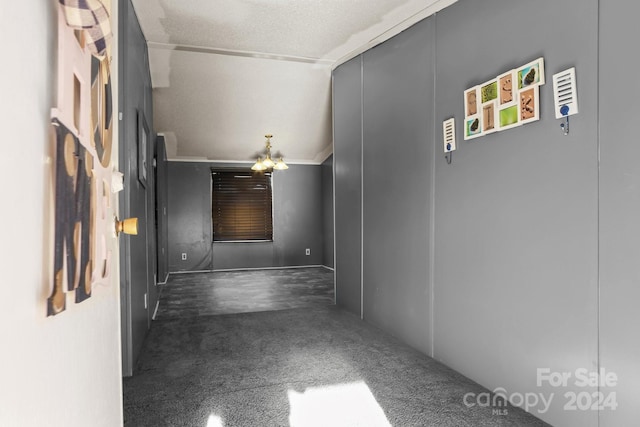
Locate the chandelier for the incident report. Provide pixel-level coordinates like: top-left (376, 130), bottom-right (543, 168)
top-left (251, 134), bottom-right (288, 171)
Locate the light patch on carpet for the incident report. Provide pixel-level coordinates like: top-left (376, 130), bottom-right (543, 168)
top-left (288, 381), bottom-right (391, 427)
top-left (206, 414), bottom-right (224, 427)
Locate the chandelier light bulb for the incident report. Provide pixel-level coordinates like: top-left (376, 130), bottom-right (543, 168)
top-left (262, 155), bottom-right (275, 169)
top-left (273, 157), bottom-right (289, 170)
top-left (251, 157), bottom-right (267, 171)
top-left (252, 134), bottom-right (286, 171)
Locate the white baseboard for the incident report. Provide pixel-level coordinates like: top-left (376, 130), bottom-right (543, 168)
top-left (152, 299), bottom-right (160, 320)
top-left (213, 264), bottom-right (326, 273)
top-left (157, 272), bottom-right (170, 285)
top-left (169, 265), bottom-right (327, 274)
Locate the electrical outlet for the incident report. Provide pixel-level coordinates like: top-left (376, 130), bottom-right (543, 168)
top-left (144, 293), bottom-right (148, 309)
top-left (305, 248), bottom-right (310, 256)
top-left (181, 253), bottom-right (187, 260)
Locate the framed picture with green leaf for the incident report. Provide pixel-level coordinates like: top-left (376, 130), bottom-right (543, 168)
top-left (480, 79), bottom-right (498, 104)
top-left (498, 102), bottom-right (520, 131)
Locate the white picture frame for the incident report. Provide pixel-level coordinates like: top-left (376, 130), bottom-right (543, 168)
top-left (497, 101), bottom-right (521, 132)
top-left (516, 57), bottom-right (545, 89)
top-left (479, 79), bottom-right (498, 105)
top-left (464, 114), bottom-right (483, 140)
top-left (482, 101), bottom-right (498, 135)
top-left (497, 69), bottom-right (516, 106)
top-left (464, 86), bottom-right (480, 118)
top-left (519, 85), bottom-right (540, 125)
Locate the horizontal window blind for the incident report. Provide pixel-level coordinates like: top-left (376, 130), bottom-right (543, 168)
top-left (212, 170), bottom-right (273, 241)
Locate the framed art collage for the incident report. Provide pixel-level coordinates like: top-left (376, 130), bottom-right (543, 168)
top-left (464, 57), bottom-right (545, 140)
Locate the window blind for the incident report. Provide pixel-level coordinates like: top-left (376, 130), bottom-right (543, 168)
top-left (211, 170), bottom-right (273, 241)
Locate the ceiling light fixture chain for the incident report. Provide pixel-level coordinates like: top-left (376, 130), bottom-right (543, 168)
top-left (252, 134), bottom-right (288, 171)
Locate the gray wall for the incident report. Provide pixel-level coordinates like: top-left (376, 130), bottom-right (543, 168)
top-left (362, 18), bottom-right (434, 355)
top-left (167, 162), bottom-right (212, 271)
top-left (118, 0), bottom-right (158, 376)
top-left (167, 162), bottom-right (323, 271)
top-left (433, 1), bottom-right (598, 426)
top-left (331, 0), bottom-right (640, 425)
top-left (321, 155), bottom-right (334, 268)
top-left (599, 1), bottom-right (640, 425)
top-left (333, 57), bottom-right (362, 316)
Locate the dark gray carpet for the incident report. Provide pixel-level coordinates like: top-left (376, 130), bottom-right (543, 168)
top-left (157, 267), bottom-right (335, 319)
top-left (124, 305), bottom-right (548, 426)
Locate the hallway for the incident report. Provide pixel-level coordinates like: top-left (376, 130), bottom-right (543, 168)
top-left (123, 268), bottom-right (546, 426)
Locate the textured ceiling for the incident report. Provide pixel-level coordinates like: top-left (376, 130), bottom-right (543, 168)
top-left (131, 0), bottom-right (457, 162)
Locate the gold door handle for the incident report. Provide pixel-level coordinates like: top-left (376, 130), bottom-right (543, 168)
top-left (115, 217), bottom-right (138, 235)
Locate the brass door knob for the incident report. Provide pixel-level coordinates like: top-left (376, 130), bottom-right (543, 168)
top-left (115, 217), bottom-right (138, 235)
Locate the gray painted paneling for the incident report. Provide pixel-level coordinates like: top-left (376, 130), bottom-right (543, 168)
top-left (167, 162), bottom-right (213, 271)
top-left (167, 162), bottom-right (323, 271)
top-left (333, 57), bottom-right (362, 316)
top-left (433, 1), bottom-right (598, 425)
top-left (271, 164), bottom-right (323, 267)
top-left (333, 0), bottom-right (606, 424)
top-left (119, 0), bottom-right (158, 376)
top-left (156, 135), bottom-right (169, 283)
top-left (321, 155), bottom-right (334, 268)
top-left (361, 19), bottom-right (433, 354)
top-left (599, 1), bottom-right (640, 425)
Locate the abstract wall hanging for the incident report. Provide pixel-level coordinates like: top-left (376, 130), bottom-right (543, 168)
top-left (48, 0), bottom-right (116, 316)
top-left (464, 57), bottom-right (545, 140)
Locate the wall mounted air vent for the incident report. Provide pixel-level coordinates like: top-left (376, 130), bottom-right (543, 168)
top-left (552, 67), bottom-right (578, 119)
top-left (443, 118), bottom-right (456, 153)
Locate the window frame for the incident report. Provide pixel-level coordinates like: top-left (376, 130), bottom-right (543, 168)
top-left (211, 168), bottom-right (274, 243)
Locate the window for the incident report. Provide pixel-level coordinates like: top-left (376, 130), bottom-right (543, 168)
top-left (211, 170), bottom-right (273, 241)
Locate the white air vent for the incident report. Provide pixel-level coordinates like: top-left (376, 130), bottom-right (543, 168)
top-left (443, 118), bottom-right (456, 153)
top-left (552, 67), bottom-right (578, 119)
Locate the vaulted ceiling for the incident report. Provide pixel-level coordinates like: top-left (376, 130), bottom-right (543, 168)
top-left (131, 0), bottom-right (457, 163)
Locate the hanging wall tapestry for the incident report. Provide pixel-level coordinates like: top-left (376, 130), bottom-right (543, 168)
top-left (464, 57), bottom-right (545, 140)
top-left (48, 0), bottom-right (116, 316)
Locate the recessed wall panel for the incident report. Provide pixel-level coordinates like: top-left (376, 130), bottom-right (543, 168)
top-left (333, 57), bottom-right (363, 315)
top-left (599, 1), bottom-right (640, 424)
top-left (361, 18), bottom-right (434, 354)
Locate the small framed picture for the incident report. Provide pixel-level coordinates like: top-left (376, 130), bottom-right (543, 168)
top-left (497, 70), bottom-right (516, 105)
top-left (482, 101), bottom-right (498, 134)
top-left (464, 87), bottom-right (479, 117)
top-left (137, 111), bottom-right (149, 188)
top-left (517, 57), bottom-right (545, 89)
top-left (480, 79), bottom-right (498, 104)
top-left (519, 85), bottom-right (540, 124)
top-left (464, 114), bottom-right (483, 140)
top-left (498, 102), bottom-right (520, 131)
